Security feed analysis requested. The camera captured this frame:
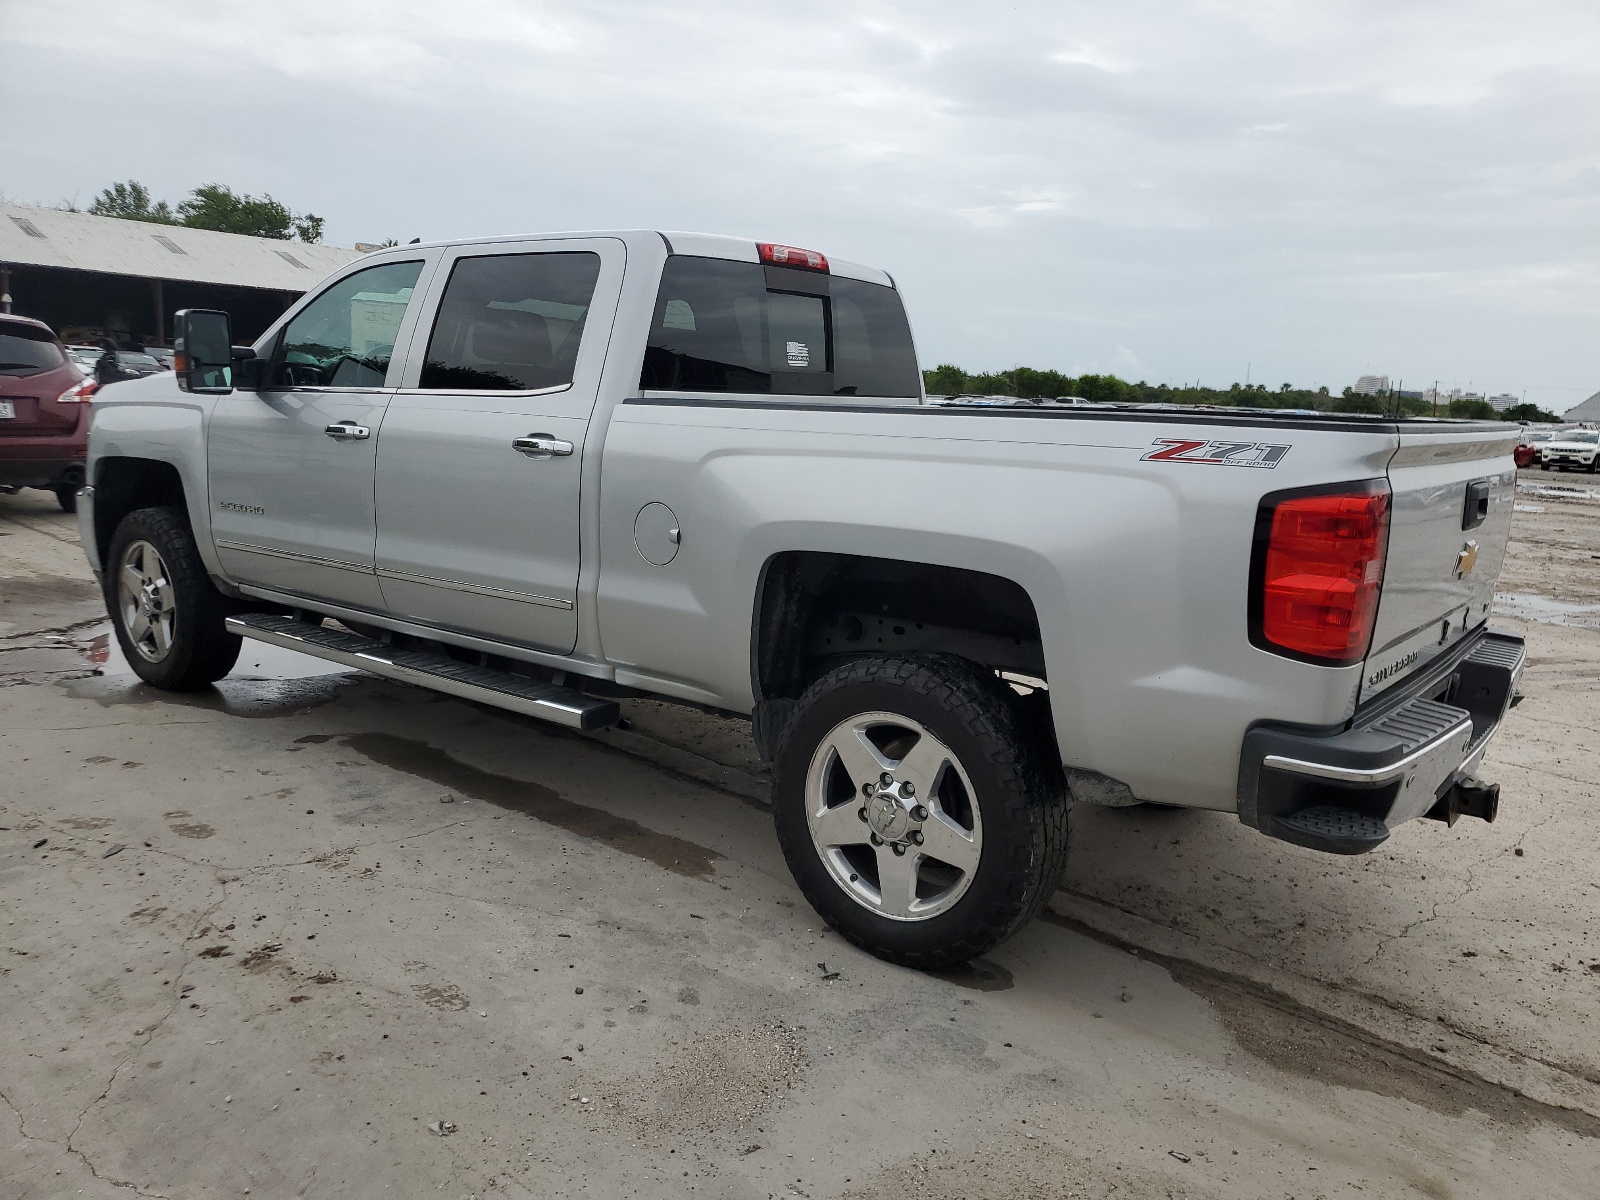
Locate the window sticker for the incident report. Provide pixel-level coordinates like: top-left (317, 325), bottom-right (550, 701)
top-left (786, 341), bottom-right (811, 368)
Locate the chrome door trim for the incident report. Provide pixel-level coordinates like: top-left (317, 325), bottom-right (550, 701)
top-left (375, 566), bottom-right (574, 610)
top-left (215, 538), bottom-right (376, 575)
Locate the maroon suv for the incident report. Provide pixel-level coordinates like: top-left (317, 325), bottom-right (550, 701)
top-left (0, 315), bottom-right (95, 512)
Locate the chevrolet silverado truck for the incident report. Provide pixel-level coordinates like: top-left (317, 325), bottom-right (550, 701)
top-left (77, 230), bottom-right (1525, 967)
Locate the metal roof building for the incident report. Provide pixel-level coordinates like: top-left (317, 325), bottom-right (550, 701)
top-left (0, 203), bottom-right (363, 347)
top-left (1562, 390), bottom-right (1600, 423)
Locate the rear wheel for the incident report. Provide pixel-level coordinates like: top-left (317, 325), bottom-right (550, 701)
top-left (53, 485), bottom-right (78, 513)
top-left (106, 506), bottom-right (241, 690)
top-left (772, 654), bottom-right (1068, 969)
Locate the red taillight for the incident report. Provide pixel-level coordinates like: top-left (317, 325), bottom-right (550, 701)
top-left (56, 379), bottom-right (99, 404)
top-left (758, 242), bottom-right (828, 272)
top-left (1255, 484), bottom-right (1390, 664)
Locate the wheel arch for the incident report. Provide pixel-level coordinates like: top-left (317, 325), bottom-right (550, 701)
top-left (749, 550), bottom-right (1053, 760)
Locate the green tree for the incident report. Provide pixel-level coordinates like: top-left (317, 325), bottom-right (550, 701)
top-left (1500, 402), bottom-right (1560, 423)
top-left (1073, 373), bottom-right (1132, 404)
top-left (87, 181), bottom-right (175, 224)
top-left (86, 180), bottom-right (324, 242)
top-left (177, 184), bottom-right (293, 239)
top-left (923, 364), bottom-right (969, 395)
top-left (1448, 398), bottom-right (1498, 420)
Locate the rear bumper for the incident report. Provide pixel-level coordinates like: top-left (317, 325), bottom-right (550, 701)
top-left (0, 456), bottom-right (85, 488)
top-left (1237, 629), bottom-right (1525, 854)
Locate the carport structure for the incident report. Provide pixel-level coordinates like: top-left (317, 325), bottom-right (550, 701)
top-left (0, 203), bottom-right (362, 348)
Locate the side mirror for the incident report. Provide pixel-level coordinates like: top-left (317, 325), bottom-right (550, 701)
top-left (173, 309), bottom-right (235, 394)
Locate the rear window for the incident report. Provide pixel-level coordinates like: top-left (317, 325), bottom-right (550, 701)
top-left (640, 256), bottom-right (919, 397)
top-left (0, 326), bottom-right (66, 377)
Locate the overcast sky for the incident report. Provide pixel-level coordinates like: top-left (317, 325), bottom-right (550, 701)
top-left (4, 1), bottom-right (1597, 407)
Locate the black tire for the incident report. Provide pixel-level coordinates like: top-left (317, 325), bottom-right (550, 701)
top-left (54, 485), bottom-right (78, 513)
top-left (772, 654), bottom-right (1068, 969)
top-left (106, 506), bottom-right (241, 690)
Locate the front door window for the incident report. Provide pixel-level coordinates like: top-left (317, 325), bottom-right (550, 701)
top-left (273, 260), bottom-right (425, 388)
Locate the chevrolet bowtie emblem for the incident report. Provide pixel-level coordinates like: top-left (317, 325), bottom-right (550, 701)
top-left (1456, 539), bottom-right (1480, 578)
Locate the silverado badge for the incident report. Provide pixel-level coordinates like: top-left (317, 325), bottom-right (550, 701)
top-left (1456, 539), bottom-right (1480, 578)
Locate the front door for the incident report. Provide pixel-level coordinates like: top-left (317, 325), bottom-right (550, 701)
top-left (374, 239), bottom-right (623, 653)
top-left (208, 258), bottom-right (430, 610)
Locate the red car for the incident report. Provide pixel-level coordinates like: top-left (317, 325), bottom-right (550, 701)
top-left (0, 315), bottom-right (95, 512)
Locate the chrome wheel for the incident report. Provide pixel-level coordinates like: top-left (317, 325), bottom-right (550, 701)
top-left (117, 539), bottom-right (176, 663)
top-left (805, 711), bottom-right (983, 922)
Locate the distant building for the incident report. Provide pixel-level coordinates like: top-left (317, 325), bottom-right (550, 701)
top-left (1563, 390), bottom-right (1600, 423)
top-left (1353, 374), bottom-right (1390, 395)
top-left (0, 202), bottom-right (362, 347)
top-left (1488, 393), bottom-right (1520, 412)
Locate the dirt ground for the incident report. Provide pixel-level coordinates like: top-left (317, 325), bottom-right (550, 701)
top-left (2, 477), bottom-right (1599, 1200)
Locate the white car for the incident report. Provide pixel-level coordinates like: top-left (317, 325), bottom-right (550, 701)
top-left (1539, 430), bottom-right (1599, 472)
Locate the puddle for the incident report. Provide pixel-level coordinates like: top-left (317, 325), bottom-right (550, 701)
top-left (63, 623), bottom-right (357, 716)
top-left (1493, 592), bottom-right (1600, 629)
top-left (926, 958), bottom-right (1015, 992)
top-left (1516, 480), bottom-right (1600, 502)
top-left (339, 732), bottom-right (722, 879)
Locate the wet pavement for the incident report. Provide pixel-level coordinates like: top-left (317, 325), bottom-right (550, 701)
top-left (3, 486), bottom-right (1600, 1199)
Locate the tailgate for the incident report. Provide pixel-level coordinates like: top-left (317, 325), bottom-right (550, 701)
top-left (1360, 426), bottom-right (1517, 702)
top-left (0, 393), bottom-right (77, 435)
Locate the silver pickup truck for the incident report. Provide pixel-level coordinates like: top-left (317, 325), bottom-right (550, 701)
top-left (78, 230), bottom-right (1525, 967)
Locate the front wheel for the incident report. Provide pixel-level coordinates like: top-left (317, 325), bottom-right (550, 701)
top-left (106, 506), bottom-right (241, 690)
top-left (772, 654), bottom-right (1069, 969)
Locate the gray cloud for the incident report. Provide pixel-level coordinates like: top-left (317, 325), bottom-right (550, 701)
top-left (3, 0), bottom-right (1596, 405)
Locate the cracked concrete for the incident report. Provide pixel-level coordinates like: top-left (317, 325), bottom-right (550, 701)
top-left (3, 486), bottom-right (1600, 1198)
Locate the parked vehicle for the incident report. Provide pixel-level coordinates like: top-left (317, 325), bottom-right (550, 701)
top-left (0, 315), bottom-right (94, 511)
top-left (75, 231), bottom-right (1525, 966)
top-left (1513, 431), bottom-right (1549, 469)
top-left (65, 345), bottom-right (104, 376)
top-left (1539, 430), bottom-right (1599, 472)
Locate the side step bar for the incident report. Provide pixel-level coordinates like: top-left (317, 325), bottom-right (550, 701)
top-left (225, 612), bottom-right (620, 731)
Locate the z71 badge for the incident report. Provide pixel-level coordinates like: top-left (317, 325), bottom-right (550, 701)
top-left (1141, 438), bottom-right (1291, 468)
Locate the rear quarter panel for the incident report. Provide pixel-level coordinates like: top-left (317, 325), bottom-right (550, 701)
top-left (597, 401), bottom-right (1399, 809)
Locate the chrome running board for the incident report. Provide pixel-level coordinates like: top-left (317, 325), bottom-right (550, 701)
top-left (225, 612), bottom-right (620, 731)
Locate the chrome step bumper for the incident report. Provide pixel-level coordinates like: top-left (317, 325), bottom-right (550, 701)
top-left (1238, 629), bottom-right (1526, 854)
top-left (225, 612), bottom-right (620, 731)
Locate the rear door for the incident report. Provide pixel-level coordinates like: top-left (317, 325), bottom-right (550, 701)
top-left (373, 238), bottom-right (623, 653)
top-left (1360, 425), bottom-right (1518, 701)
top-left (208, 256), bottom-right (433, 610)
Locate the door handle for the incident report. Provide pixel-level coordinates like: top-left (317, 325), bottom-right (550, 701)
top-left (325, 421), bottom-right (371, 440)
top-left (513, 434), bottom-right (574, 457)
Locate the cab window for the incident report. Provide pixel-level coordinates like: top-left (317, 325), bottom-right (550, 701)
top-left (419, 252), bottom-right (602, 392)
top-left (640, 256), bottom-right (919, 397)
top-left (273, 260), bottom-right (424, 388)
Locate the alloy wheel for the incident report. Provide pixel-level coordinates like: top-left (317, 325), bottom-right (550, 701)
top-left (117, 539), bottom-right (176, 663)
top-left (804, 711), bottom-right (983, 921)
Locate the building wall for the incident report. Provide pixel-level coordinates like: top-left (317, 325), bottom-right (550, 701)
top-left (5, 263), bottom-right (298, 347)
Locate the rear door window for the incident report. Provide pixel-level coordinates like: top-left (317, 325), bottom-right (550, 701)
top-left (274, 260), bottom-right (425, 388)
top-left (641, 256), bottom-right (919, 397)
top-left (419, 252), bottom-right (602, 392)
